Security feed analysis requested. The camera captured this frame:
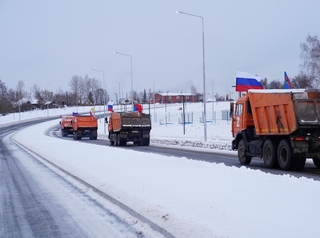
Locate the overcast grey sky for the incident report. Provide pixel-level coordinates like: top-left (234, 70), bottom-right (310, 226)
top-left (1, 0), bottom-right (319, 99)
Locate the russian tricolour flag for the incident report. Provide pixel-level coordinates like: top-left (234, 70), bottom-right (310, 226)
top-left (107, 101), bottom-right (113, 112)
top-left (236, 71), bottom-right (264, 92)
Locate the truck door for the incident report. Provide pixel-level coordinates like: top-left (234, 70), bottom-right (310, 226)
top-left (232, 103), bottom-right (244, 138)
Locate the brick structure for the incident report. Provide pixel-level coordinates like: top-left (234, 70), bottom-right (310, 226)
top-left (153, 93), bottom-right (196, 104)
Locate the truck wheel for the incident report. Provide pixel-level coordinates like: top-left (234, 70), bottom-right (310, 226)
top-left (143, 138), bottom-right (150, 146)
top-left (291, 153), bottom-right (306, 171)
top-left (238, 139), bottom-right (252, 165)
top-left (263, 139), bottom-right (278, 168)
top-left (312, 157), bottom-right (320, 168)
top-left (116, 134), bottom-right (120, 146)
top-left (119, 139), bottom-right (127, 146)
top-left (277, 139), bottom-right (292, 170)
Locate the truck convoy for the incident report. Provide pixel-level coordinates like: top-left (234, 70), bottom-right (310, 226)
top-left (60, 114), bottom-right (98, 140)
top-left (107, 111), bottom-right (151, 146)
top-left (230, 89), bottom-right (320, 171)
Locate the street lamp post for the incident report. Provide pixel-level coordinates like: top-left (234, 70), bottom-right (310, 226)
top-left (90, 68), bottom-right (106, 135)
top-left (46, 83), bottom-right (54, 116)
top-left (177, 10), bottom-right (207, 141)
top-left (114, 51), bottom-right (134, 111)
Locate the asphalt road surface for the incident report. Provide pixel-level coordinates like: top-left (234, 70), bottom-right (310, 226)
top-left (0, 119), bottom-right (162, 238)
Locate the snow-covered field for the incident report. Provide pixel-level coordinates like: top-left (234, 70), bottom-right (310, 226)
top-left (3, 102), bottom-right (320, 238)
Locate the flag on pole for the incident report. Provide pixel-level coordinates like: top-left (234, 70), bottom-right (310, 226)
top-left (235, 71), bottom-right (263, 92)
top-left (107, 101), bottom-right (114, 112)
top-left (134, 103), bottom-right (143, 113)
top-left (284, 71), bottom-right (292, 89)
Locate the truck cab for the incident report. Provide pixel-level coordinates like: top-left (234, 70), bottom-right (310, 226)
top-left (230, 95), bottom-right (255, 151)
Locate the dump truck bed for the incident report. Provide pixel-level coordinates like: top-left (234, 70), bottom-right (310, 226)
top-left (72, 115), bottom-right (98, 130)
top-left (109, 112), bottom-right (151, 132)
top-left (248, 89), bottom-right (320, 136)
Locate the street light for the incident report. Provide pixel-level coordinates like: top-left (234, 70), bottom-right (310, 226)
top-left (114, 51), bottom-right (134, 111)
top-left (90, 68), bottom-right (106, 135)
top-left (177, 10), bottom-right (207, 141)
top-left (46, 83), bottom-right (54, 116)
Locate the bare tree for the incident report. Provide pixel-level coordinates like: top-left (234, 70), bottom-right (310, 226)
top-left (260, 78), bottom-right (282, 89)
top-left (191, 85), bottom-right (198, 94)
top-left (16, 80), bottom-right (27, 101)
top-left (300, 34), bottom-right (320, 87)
top-left (260, 78), bottom-right (268, 89)
top-left (82, 74), bottom-right (92, 104)
top-left (69, 75), bottom-right (81, 105)
top-left (0, 80), bottom-right (12, 115)
top-left (291, 73), bottom-right (314, 89)
top-left (268, 80), bottom-right (282, 89)
top-left (32, 84), bottom-right (45, 108)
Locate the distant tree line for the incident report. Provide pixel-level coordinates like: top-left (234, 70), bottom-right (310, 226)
top-left (0, 74), bottom-right (154, 116)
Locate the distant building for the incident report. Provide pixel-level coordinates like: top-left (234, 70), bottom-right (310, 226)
top-left (153, 93), bottom-right (196, 104)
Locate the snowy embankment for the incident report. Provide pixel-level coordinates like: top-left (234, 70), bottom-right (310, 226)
top-left (151, 137), bottom-right (232, 151)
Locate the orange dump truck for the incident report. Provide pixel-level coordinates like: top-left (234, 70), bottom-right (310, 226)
top-left (230, 89), bottom-right (320, 171)
top-left (107, 111), bottom-right (151, 146)
top-left (60, 116), bottom-right (74, 137)
top-left (72, 115), bottom-right (98, 140)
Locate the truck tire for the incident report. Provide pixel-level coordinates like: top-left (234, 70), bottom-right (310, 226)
top-left (119, 139), bottom-right (126, 146)
top-left (109, 133), bottom-right (115, 145)
top-left (312, 157), bottom-right (320, 168)
top-left (143, 138), bottom-right (150, 146)
top-left (115, 134), bottom-right (120, 146)
top-left (263, 139), bottom-right (278, 168)
top-left (291, 153), bottom-right (306, 171)
top-left (277, 139), bottom-right (292, 170)
top-left (238, 139), bottom-right (252, 165)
